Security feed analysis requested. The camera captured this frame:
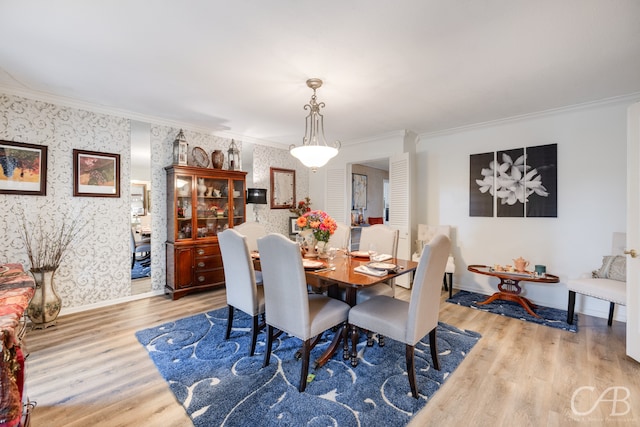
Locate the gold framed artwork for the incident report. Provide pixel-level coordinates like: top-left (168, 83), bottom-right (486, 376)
top-left (270, 167), bottom-right (295, 209)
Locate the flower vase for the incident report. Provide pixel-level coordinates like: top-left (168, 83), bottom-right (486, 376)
top-left (27, 269), bottom-right (62, 329)
top-left (301, 230), bottom-right (317, 258)
top-left (316, 241), bottom-right (329, 259)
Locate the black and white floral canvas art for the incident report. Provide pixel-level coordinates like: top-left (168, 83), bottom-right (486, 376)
top-left (470, 143), bottom-right (557, 218)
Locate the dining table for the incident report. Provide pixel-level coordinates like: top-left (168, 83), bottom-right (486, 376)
top-left (254, 250), bottom-right (419, 368)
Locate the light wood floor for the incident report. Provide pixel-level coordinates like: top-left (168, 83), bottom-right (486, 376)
top-left (25, 287), bottom-right (639, 427)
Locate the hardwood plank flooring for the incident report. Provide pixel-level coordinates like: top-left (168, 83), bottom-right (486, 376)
top-left (24, 287), bottom-right (639, 427)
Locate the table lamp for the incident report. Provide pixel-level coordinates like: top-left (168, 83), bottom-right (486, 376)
top-left (246, 188), bottom-right (267, 222)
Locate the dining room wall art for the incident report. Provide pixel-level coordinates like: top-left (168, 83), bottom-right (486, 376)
top-left (351, 173), bottom-right (367, 209)
top-left (469, 143), bottom-right (557, 218)
top-left (0, 140), bottom-right (48, 195)
top-left (270, 167), bottom-right (295, 209)
top-left (73, 149), bottom-right (121, 197)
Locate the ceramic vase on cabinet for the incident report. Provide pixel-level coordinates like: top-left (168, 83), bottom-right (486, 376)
top-left (197, 178), bottom-right (207, 196)
top-left (212, 150), bottom-right (224, 169)
top-left (27, 268), bottom-right (61, 329)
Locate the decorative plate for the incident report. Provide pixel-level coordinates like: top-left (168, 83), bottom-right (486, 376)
top-left (302, 260), bottom-right (324, 269)
top-left (368, 262), bottom-right (397, 270)
top-left (192, 147), bottom-right (210, 168)
top-left (350, 251), bottom-right (370, 258)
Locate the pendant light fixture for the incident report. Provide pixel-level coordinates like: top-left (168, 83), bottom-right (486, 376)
top-left (290, 78), bottom-right (341, 172)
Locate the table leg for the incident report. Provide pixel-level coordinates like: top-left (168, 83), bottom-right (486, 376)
top-left (313, 286), bottom-right (355, 369)
top-left (476, 278), bottom-right (541, 318)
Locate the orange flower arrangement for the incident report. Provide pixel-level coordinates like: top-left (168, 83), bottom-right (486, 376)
top-left (296, 210), bottom-right (337, 242)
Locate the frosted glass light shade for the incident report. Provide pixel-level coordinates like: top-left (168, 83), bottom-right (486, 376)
top-left (290, 145), bottom-right (339, 171)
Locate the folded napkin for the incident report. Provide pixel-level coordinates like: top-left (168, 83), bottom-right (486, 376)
top-left (372, 254), bottom-right (392, 262)
top-left (354, 265), bottom-right (388, 277)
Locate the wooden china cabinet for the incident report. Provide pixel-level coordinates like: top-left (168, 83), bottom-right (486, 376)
top-left (165, 165), bottom-right (247, 300)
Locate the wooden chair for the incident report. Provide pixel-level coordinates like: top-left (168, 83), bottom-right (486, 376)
top-left (258, 233), bottom-right (350, 392)
top-left (348, 234), bottom-right (451, 398)
top-left (218, 229), bottom-right (265, 356)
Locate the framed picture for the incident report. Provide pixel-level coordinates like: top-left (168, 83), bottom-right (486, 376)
top-left (270, 167), bottom-right (295, 209)
top-left (0, 140), bottom-right (47, 195)
top-left (73, 149), bottom-right (120, 197)
top-left (131, 183), bottom-right (147, 216)
top-left (352, 173), bottom-right (367, 209)
top-left (289, 217), bottom-right (302, 235)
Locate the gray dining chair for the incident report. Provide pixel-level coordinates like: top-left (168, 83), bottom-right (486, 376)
top-left (348, 234), bottom-right (451, 398)
top-left (355, 224), bottom-right (399, 303)
top-left (327, 221), bottom-right (351, 250)
top-left (257, 233), bottom-right (351, 392)
top-left (218, 229), bottom-right (265, 356)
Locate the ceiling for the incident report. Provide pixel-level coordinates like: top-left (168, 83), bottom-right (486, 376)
top-left (1, 1), bottom-right (640, 148)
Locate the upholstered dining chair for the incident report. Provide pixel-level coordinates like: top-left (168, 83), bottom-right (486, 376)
top-left (130, 228), bottom-right (151, 268)
top-left (257, 233), bottom-right (351, 392)
top-left (567, 232), bottom-right (627, 326)
top-left (348, 234), bottom-right (451, 398)
top-left (355, 224), bottom-right (399, 303)
top-left (328, 221), bottom-right (351, 250)
top-left (233, 221), bottom-right (267, 253)
top-left (412, 224), bottom-right (456, 297)
top-left (218, 229), bottom-right (265, 356)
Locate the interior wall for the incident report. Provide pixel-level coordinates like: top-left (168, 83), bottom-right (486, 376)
top-left (351, 164), bottom-right (388, 220)
top-left (252, 144), bottom-right (309, 235)
top-left (417, 100), bottom-right (630, 320)
top-left (0, 93), bottom-right (132, 308)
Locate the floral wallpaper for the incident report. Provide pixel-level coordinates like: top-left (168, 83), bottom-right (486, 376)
top-left (0, 93), bottom-right (131, 308)
top-left (0, 91), bottom-right (308, 311)
top-left (252, 144), bottom-right (309, 235)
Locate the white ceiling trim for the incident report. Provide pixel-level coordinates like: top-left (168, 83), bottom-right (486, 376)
top-left (419, 91), bottom-right (640, 140)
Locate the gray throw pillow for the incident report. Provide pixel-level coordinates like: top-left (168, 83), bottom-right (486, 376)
top-left (592, 255), bottom-right (626, 282)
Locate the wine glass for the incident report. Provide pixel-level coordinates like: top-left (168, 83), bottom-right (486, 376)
top-left (327, 247), bottom-right (337, 267)
top-left (368, 243), bottom-right (377, 260)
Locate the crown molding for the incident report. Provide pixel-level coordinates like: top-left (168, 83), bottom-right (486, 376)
top-left (0, 84), bottom-right (216, 135)
top-left (419, 92), bottom-right (640, 139)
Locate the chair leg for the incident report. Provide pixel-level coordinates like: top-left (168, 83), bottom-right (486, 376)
top-left (225, 305), bottom-right (234, 340)
top-left (342, 323), bottom-right (350, 360)
top-left (447, 273), bottom-right (453, 299)
top-left (250, 314), bottom-right (259, 356)
top-left (567, 291), bottom-right (576, 324)
top-left (608, 302), bottom-right (615, 327)
top-left (405, 344), bottom-right (418, 399)
top-left (350, 324), bottom-right (359, 367)
top-left (263, 325), bottom-right (274, 368)
top-left (429, 328), bottom-right (440, 371)
top-left (442, 273), bottom-right (448, 291)
top-left (299, 339), bottom-right (311, 392)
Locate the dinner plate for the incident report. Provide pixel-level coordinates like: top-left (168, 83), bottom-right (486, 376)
top-left (302, 260), bottom-right (324, 269)
top-left (368, 262), bottom-right (396, 270)
top-left (350, 251), bottom-right (370, 258)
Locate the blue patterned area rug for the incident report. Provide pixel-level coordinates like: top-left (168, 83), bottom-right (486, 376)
top-left (131, 259), bottom-right (151, 279)
top-left (135, 307), bottom-right (481, 427)
top-left (447, 290), bottom-right (577, 332)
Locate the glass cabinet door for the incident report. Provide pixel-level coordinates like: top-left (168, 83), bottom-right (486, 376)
top-left (175, 174), bottom-right (193, 240)
top-left (231, 178), bottom-right (245, 227)
top-left (195, 176), bottom-right (229, 239)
